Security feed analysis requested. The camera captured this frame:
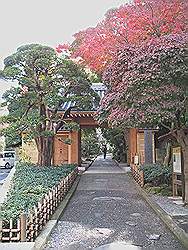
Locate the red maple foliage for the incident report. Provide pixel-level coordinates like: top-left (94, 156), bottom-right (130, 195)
top-left (56, 43), bottom-right (70, 54)
top-left (100, 34), bottom-right (187, 128)
top-left (99, 33), bottom-right (188, 202)
top-left (70, 0), bottom-right (187, 72)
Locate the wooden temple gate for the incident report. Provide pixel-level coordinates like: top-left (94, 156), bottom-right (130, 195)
top-left (53, 111), bottom-right (98, 166)
top-left (22, 116), bottom-right (157, 167)
top-left (22, 83), bottom-right (157, 166)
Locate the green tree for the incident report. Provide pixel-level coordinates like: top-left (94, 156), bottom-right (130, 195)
top-left (0, 44), bottom-right (99, 166)
top-left (81, 129), bottom-right (100, 159)
top-left (102, 127), bottom-right (127, 162)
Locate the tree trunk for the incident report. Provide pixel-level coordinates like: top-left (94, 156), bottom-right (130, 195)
top-left (163, 142), bottom-right (171, 166)
top-left (34, 101), bottom-right (55, 166)
top-left (35, 136), bottom-right (54, 166)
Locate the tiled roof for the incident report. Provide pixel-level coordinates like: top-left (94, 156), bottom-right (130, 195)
top-left (91, 83), bottom-right (107, 99)
top-left (60, 83), bottom-right (107, 112)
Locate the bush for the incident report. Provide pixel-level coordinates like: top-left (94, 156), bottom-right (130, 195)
top-left (144, 183), bottom-right (172, 196)
top-left (140, 163), bottom-right (172, 186)
top-left (0, 162), bottom-right (76, 222)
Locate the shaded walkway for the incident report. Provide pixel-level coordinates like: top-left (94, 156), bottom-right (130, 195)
top-left (44, 156), bottom-right (185, 250)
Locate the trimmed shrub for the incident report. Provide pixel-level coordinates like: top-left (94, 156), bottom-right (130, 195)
top-left (140, 163), bottom-right (172, 186)
top-left (0, 162), bottom-right (76, 222)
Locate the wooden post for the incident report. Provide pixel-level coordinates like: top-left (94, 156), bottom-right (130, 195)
top-left (78, 129), bottom-right (81, 166)
top-left (17, 219), bottom-right (21, 241)
top-left (68, 130), bottom-right (80, 164)
top-left (20, 213), bottom-right (27, 242)
top-left (0, 220), bottom-right (2, 242)
top-left (140, 171), bottom-right (144, 187)
top-left (10, 219), bottom-right (13, 242)
top-left (173, 173), bottom-right (177, 197)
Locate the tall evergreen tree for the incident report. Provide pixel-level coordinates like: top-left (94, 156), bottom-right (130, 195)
top-left (0, 44), bottom-right (99, 166)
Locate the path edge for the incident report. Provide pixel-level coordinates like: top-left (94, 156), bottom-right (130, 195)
top-left (130, 174), bottom-right (188, 250)
top-left (34, 175), bottom-right (81, 250)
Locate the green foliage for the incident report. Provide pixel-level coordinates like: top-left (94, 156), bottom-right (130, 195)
top-left (0, 162), bottom-right (76, 221)
top-left (81, 129), bottom-right (100, 159)
top-left (62, 121), bottom-right (80, 131)
top-left (87, 71), bottom-right (102, 83)
top-left (0, 139), bottom-right (5, 151)
top-left (144, 183), bottom-right (172, 196)
top-left (0, 44), bottom-right (100, 165)
top-left (141, 163), bottom-right (172, 186)
top-left (62, 138), bottom-right (72, 145)
top-left (102, 127), bottom-right (127, 162)
top-left (19, 148), bottom-right (32, 162)
top-left (0, 44), bottom-right (99, 155)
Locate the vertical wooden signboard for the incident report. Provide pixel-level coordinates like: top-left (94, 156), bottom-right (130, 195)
top-left (172, 147), bottom-right (182, 197)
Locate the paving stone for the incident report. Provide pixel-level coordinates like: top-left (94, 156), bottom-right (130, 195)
top-left (147, 234), bottom-right (161, 240)
top-left (93, 241), bottom-right (142, 250)
top-left (125, 221), bottom-right (137, 227)
top-left (130, 213), bottom-right (141, 217)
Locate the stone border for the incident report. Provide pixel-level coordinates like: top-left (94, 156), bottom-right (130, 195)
top-left (0, 242), bottom-right (35, 250)
top-left (131, 175), bottom-right (188, 249)
top-left (114, 159), bottom-right (131, 173)
top-left (79, 157), bottom-right (96, 173)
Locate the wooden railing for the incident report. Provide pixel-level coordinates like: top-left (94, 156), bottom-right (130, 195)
top-left (0, 167), bottom-right (78, 242)
top-left (130, 164), bottom-right (144, 187)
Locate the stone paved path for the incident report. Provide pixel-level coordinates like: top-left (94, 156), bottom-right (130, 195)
top-left (44, 156), bottom-right (185, 250)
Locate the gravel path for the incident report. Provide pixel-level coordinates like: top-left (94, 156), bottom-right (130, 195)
top-left (150, 195), bottom-right (188, 217)
top-left (44, 156), bottom-right (185, 250)
top-left (150, 194), bottom-right (188, 234)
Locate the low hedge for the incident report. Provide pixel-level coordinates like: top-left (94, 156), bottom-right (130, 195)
top-left (140, 163), bottom-right (172, 186)
top-left (0, 162), bottom-right (76, 222)
top-left (144, 183), bottom-right (172, 196)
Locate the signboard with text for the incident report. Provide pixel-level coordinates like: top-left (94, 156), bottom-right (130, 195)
top-left (173, 147), bottom-right (181, 174)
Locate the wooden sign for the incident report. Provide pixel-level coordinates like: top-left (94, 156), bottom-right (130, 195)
top-left (134, 155), bottom-right (139, 165)
top-left (173, 147), bottom-right (181, 174)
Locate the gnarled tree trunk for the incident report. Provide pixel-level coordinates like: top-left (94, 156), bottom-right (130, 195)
top-left (163, 142), bottom-right (172, 166)
top-left (34, 102), bottom-right (55, 166)
top-left (35, 136), bottom-right (54, 166)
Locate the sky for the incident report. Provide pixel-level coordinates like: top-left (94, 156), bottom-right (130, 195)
top-left (0, 0), bottom-right (128, 102)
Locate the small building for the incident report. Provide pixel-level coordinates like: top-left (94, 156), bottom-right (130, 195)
top-left (128, 128), bottom-right (156, 165)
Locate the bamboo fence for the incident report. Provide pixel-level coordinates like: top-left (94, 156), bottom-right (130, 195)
top-left (130, 163), bottom-right (144, 187)
top-left (0, 167), bottom-right (78, 242)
